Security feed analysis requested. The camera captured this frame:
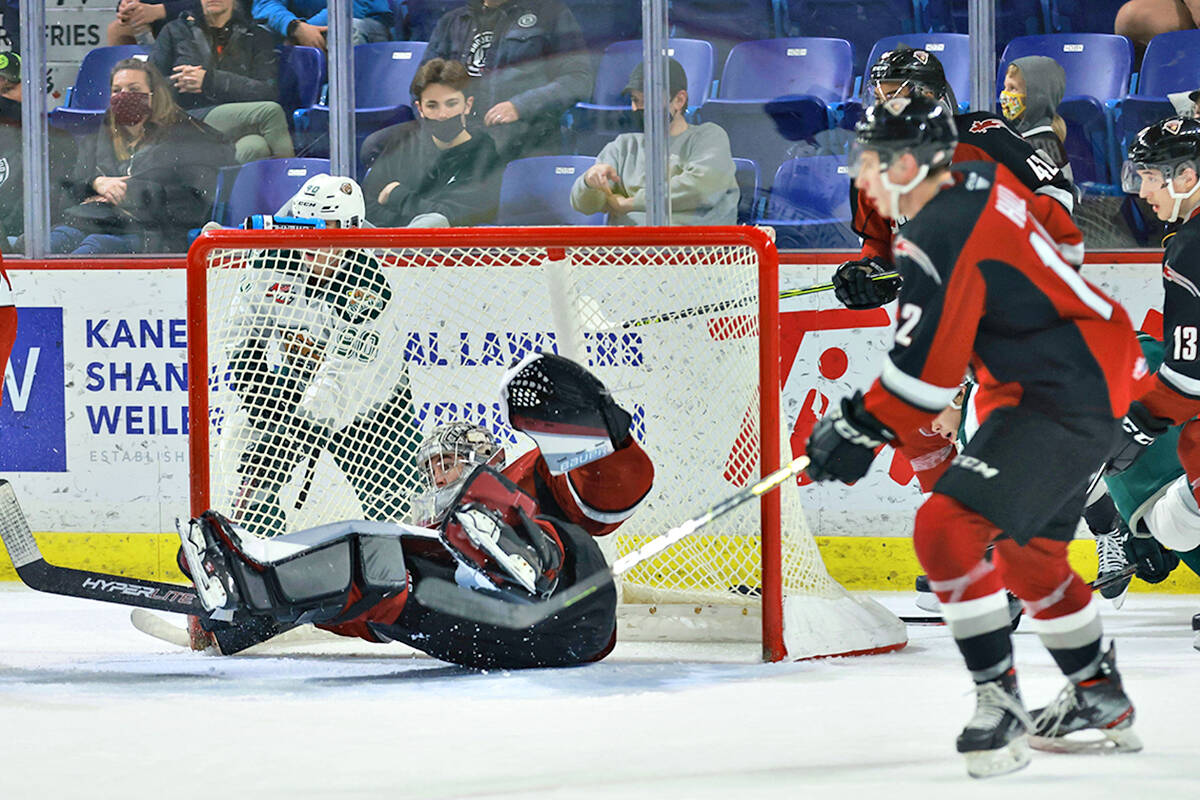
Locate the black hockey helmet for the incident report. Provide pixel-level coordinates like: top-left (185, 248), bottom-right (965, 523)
top-left (853, 95), bottom-right (957, 173)
top-left (866, 44), bottom-right (958, 112)
top-left (1123, 115), bottom-right (1200, 220)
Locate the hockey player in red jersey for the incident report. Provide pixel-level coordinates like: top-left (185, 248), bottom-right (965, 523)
top-left (0, 257), bottom-right (13, 404)
top-left (177, 351), bottom-right (654, 669)
top-left (804, 96), bottom-right (1144, 777)
top-left (831, 46), bottom-right (1081, 493)
top-left (1105, 117), bottom-right (1200, 585)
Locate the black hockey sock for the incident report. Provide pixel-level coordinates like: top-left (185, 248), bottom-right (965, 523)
top-left (1029, 604), bottom-right (1105, 683)
top-left (942, 590), bottom-right (1017, 683)
top-left (955, 628), bottom-right (1015, 684)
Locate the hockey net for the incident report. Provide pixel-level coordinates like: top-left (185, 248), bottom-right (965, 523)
top-left (186, 226), bottom-right (905, 661)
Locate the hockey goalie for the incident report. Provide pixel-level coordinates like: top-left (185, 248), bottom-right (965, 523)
top-left (178, 350), bottom-right (655, 669)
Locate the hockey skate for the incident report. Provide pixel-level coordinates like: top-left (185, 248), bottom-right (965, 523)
top-left (1029, 643), bottom-right (1142, 753)
top-left (1095, 523), bottom-right (1133, 608)
top-left (956, 669), bottom-right (1033, 778)
top-left (1192, 613), bottom-right (1199, 653)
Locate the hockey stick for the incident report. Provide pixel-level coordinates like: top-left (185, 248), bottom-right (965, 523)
top-left (618, 272), bottom-right (900, 329)
top-left (414, 455), bottom-right (812, 629)
top-left (0, 479), bottom-right (203, 615)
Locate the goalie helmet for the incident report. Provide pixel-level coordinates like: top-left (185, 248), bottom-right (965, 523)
top-left (852, 95), bottom-right (957, 218)
top-left (286, 173), bottom-right (366, 228)
top-left (1122, 116), bottom-right (1200, 221)
top-left (866, 44), bottom-right (958, 113)
top-left (411, 423), bottom-right (506, 524)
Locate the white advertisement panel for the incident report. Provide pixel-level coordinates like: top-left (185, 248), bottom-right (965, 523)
top-left (0, 258), bottom-right (1164, 536)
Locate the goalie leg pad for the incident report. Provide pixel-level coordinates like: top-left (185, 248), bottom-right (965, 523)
top-left (179, 512), bottom-right (410, 625)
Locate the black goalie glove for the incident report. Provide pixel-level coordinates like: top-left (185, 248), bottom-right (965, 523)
top-left (805, 390), bottom-right (894, 484)
top-left (502, 351), bottom-right (632, 474)
top-left (1124, 525), bottom-right (1180, 584)
top-left (832, 257), bottom-right (902, 310)
top-left (1107, 401), bottom-right (1171, 476)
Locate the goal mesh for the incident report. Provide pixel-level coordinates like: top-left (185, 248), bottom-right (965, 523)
top-left (188, 227), bottom-right (905, 660)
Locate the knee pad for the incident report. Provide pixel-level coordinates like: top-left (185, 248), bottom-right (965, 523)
top-left (992, 539), bottom-right (1089, 617)
top-left (913, 493), bottom-right (996, 577)
top-left (1144, 474), bottom-right (1200, 552)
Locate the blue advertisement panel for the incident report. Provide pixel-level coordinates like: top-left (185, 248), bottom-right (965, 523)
top-left (0, 307), bottom-right (67, 471)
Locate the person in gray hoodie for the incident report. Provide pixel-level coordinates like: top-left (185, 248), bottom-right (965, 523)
top-left (1000, 55), bottom-right (1075, 186)
top-left (571, 59), bottom-right (738, 226)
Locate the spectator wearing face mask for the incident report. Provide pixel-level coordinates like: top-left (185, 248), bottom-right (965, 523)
top-left (362, 59), bottom-right (503, 227)
top-left (570, 58), bottom-right (737, 225)
top-left (1001, 56), bottom-right (1075, 188)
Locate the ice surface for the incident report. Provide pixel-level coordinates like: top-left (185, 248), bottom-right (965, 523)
top-left (0, 585), bottom-right (1196, 799)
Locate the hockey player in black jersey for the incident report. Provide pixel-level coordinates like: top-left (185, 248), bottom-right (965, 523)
top-left (830, 45), bottom-right (1080, 495)
top-left (805, 96), bottom-right (1143, 778)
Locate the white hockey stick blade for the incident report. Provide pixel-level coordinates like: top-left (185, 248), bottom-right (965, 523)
top-left (130, 609), bottom-right (192, 648)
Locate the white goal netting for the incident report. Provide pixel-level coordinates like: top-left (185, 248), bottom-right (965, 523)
top-left (189, 228), bottom-right (905, 660)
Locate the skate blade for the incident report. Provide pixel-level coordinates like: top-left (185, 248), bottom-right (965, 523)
top-left (1030, 725), bottom-right (1143, 754)
top-left (964, 736), bottom-right (1032, 778)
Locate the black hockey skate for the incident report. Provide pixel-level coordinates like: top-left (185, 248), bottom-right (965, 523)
top-left (956, 669), bottom-right (1033, 778)
top-left (1029, 643), bottom-right (1142, 753)
top-left (1095, 522), bottom-right (1133, 607)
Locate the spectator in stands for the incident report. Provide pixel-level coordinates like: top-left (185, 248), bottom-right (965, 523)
top-left (363, 59), bottom-right (502, 227)
top-left (422, 0), bottom-right (592, 162)
top-left (152, 0), bottom-right (294, 163)
top-left (0, 53), bottom-right (78, 251)
top-left (1001, 56), bottom-right (1075, 186)
top-left (109, 1), bottom-right (253, 46)
top-left (1115, 0), bottom-right (1200, 56)
top-left (252, 0), bottom-right (394, 48)
top-left (570, 59), bottom-right (737, 226)
top-left (1168, 87), bottom-right (1200, 117)
top-left (50, 58), bottom-right (233, 254)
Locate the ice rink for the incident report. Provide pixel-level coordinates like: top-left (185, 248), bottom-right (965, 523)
top-left (0, 585), bottom-right (1195, 800)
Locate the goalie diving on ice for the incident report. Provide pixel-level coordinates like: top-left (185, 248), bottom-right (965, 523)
top-left (176, 351), bottom-right (655, 668)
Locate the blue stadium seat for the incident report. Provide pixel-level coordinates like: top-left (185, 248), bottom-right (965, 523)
top-left (211, 158), bottom-right (333, 227)
top-left (733, 157), bottom-right (761, 224)
top-left (1046, 0), bottom-right (1126, 34)
top-left (48, 46), bottom-right (150, 136)
top-left (923, 0), bottom-right (1048, 57)
top-left (403, 0), bottom-right (460, 41)
top-left (277, 45), bottom-right (326, 130)
top-left (295, 41), bottom-right (428, 165)
top-left (700, 38), bottom-right (853, 185)
top-left (568, 38), bottom-right (716, 156)
top-left (780, 1), bottom-right (918, 75)
top-left (670, 0), bottom-right (777, 68)
top-left (865, 33), bottom-right (970, 110)
top-left (495, 156), bottom-right (605, 225)
top-left (998, 33), bottom-right (1133, 102)
top-left (754, 155), bottom-right (859, 249)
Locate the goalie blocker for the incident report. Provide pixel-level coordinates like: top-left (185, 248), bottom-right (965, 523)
top-left (178, 351), bottom-right (651, 668)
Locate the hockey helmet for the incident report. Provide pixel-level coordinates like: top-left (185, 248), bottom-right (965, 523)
top-left (1122, 116), bottom-right (1200, 221)
top-left (866, 44), bottom-right (958, 113)
top-left (287, 173), bottom-right (367, 228)
top-left (412, 423), bottom-right (507, 524)
top-left (851, 95), bottom-right (958, 218)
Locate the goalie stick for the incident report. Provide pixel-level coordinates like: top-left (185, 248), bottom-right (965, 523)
top-left (619, 271), bottom-right (900, 329)
top-left (0, 479), bottom-right (202, 615)
top-left (414, 455), bottom-right (813, 629)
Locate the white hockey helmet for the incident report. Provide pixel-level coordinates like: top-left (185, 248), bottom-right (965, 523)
top-left (411, 423), bottom-right (506, 525)
top-left (287, 173), bottom-right (366, 227)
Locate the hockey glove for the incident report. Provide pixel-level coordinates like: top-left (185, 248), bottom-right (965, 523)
top-left (832, 257), bottom-right (902, 310)
top-left (1107, 402), bottom-right (1172, 476)
top-left (502, 351), bottom-right (633, 474)
top-left (1123, 526), bottom-right (1180, 584)
top-left (805, 391), bottom-right (894, 484)
top-left (441, 504), bottom-right (563, 600)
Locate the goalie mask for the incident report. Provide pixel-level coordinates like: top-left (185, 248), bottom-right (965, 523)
top-left (411, 423), bottom-right (506, 524)
top-left (865, 44), bottom-right (958, 114)
top-left (1122, 116), bottom-right (1200, 222)
top-left (285, 173), bottom-right (367, 228)
top-left (851, 95), bottom-right (957, 220)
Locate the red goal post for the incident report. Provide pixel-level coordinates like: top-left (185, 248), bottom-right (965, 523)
top-left (186, 225), bottom-right (905, 661)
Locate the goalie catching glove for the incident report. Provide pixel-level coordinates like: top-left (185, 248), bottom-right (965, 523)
top-left (832, 257), bottom-right (902, 310)
top-left (501, 351), bottom-right (632, 474)
top-left (438, 464), bottom-right (564, 600)
top-left (805, 390), bottom-right (895, 483)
